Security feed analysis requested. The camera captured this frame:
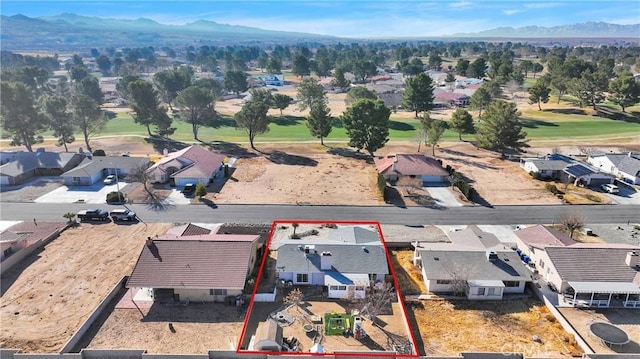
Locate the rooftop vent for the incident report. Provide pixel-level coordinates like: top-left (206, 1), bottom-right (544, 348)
top-left (486, 251), bottom-right (498, 262)
top-left (625, 251), bottom-right (639, 268)
top-left (434, 257), bottom-right (439, 261)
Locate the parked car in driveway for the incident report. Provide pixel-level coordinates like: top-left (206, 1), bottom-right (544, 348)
top-left (601, 183), bottom-right (619, 194)
top-left (103, 175), bottom-right (117, 185)
top-left (181, 183), bottom-right (196, 196)
top-left (77, 208), bottom-right (109, 221)
top-left (110, 209), bottom-right (137, 221)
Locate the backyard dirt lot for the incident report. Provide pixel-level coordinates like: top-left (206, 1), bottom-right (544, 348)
top-left (0, 222), bottom-right (170, 353)
top-left (407, 299), bottom-right (583, 357)
top-left (83, 303), bottom-right (245, 353)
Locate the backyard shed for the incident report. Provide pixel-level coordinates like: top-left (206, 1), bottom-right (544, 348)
top-left (253, 319), bottom-right (282, 351)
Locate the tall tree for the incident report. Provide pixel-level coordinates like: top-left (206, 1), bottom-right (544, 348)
top-left (223, 70), bottom-right (248, 95)
top-left (272, 93), bottom-right (293, 116)
top-left (296, 77), bottom-right (326, 111)
top-left (174, 85), bottom-right (217, 141)
top-left (234, 100), bottom-right (270, 150)
top-left (71, 94), bottom-right (107, 153)
top-left (153, 67), bottom-right (194, 110)
top-left (345, 86), bottom-right (377, 106)
top-left (77, 76), bottom-right (104, 104)
top-left (96, 54), bottom-right (112, 76)
top-left (449, 108), bottom-right (474, 141)
top-left (608, 71), bottom-right (640, 112)
top-left (128, 79), bottom-right (174, 137)
top-left (41, 95), bottom-right (75, 152)
top-left (341, 99), bottom-right (390, 156)
top-left (402, 72), bottom-right (435, 118)
top-left (115, 75), bottom-right (141, 100)
top-left (528, 80), bottom-right (552, 111)
top-left (292, 53), bottom-right (310, 78)
top-left (306, 100), bottom-right (333, 145)
top-left (570, 70), bottom-right (608, 110)
top-left (428, 53), bottom-right (442, 71)
top-left (476, 100), bottom-right (529, 156)
top-left (0, 82), bottom-right (47, 152)
top-left (266, 55), bottom-right (283, 74)
top-left (469, 87), bottom-right (491, 119)
top-left (331, 66), bottom-right (351, 91)
top-left (456, 58), bottom-right (470, 76)
top-left (467, 58), bottom-right (487, 78)
top-left (421, 114), bottom-right (446, 157)
top-left (248, 88), bottom-right (274, 107)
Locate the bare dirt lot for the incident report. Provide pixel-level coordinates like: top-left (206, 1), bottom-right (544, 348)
top-left (558, 307), bottom-right (640, 354)
top-left (0, 222), bottom-right (170, 353)
top-left (83, 302), bottom-right (245, 353)
top-left (407, 299), bottom-right (583, 357)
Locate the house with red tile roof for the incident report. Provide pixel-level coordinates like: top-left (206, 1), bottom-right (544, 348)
top-left (374, 154), bottom-right (449, 184)
top-left (146, 145), bottom-right (227, 187)
top-left (127, 224), bottom-right (263, 302)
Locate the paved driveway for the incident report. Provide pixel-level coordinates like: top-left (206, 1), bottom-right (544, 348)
top-left (424, 183), bottom-right (462, 207)
top-left (35, 181), bottom-right (128, 204)
top-left (601, 183), bottom-right (640, 205)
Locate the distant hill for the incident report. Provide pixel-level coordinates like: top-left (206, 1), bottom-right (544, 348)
top-left (0, 13), bottom-right (337, 51)
top-left (448, 22), bottom-right (640, 38)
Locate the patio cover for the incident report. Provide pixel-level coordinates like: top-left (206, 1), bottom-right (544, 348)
top-left (569, 281), bottom-right (640, 294)
top-left (467, 279), bottom-right (505, 287)
top-left (325, 273), bottom-right (369, 286)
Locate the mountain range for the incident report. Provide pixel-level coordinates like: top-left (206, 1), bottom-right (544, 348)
top-left (1, 13), bottom-right (638, 51)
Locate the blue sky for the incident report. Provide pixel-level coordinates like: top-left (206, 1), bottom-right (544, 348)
top-left (1, 1), bottom-right (638, 37)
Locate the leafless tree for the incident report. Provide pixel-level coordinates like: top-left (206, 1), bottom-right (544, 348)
top-left (356, 281), bottom-right (396, 325)
top-left (283, 288), bottom-right (304, 313)
top-left (559, 213), bottom-right (586, 239)
top-left (442, 261), bottom-right (469, 297)
top-left (127, 164), bottom-right (156, 200)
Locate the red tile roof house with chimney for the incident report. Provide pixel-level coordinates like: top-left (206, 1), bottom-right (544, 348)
top-left (146, 145), bottom-right (227, 187)
top-left (127, 224), bottom-right (261, 303)
top-left (374, 153), bottom-right (449, 185)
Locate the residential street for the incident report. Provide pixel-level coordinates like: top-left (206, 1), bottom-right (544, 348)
top-left (2, 202), bottom-right (639, 225)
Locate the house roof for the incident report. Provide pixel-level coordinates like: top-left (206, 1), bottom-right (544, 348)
top-left (515, 225), bottom-right (576, 248)
top-left (434, 91), bottom-right (470, 101)
top-left (255, 319), bottom-right (283, 347)
top-left (325, 273), bottom-right (370, 286)
top-left (611, 155), bottom-right (640, 176)
top-left (563, 164), bottom-right (596, 178)
top-left (127, 240), bottom-right (253, 289)
top-left (569, 281), bottom-right (640, 294)
top-left (61, 156), bottom-right (150, 177)
top-left (327, 226), bottom-right (381, 245)
top-left (418, 250), bottom-right (531, 282)
top-left (544, 245), bottom-right (640, 283)
top-left (0, 221), bottom-right (67, 246)
top-left (147, 145), bottom-right (227, 179)
top-left (0, 152), bottom-right (83, 177)
top-left (528, 159), bottom-right (570, 171)
top-left (448, 226), bottom-right (502, 250)
top-left (165, 223), bottom-right (212, 237)
top-left (276, 244), bottom-right (389, 275)
top-left (374, 154), bottom-right (448, 177)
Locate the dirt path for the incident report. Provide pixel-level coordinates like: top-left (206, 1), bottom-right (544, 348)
top-left (0, 222), bottom-right (170, 353)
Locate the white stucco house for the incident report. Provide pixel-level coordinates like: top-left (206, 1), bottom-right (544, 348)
top-left (146, 145), bottom-right (227, 187)
top-left (587, 152), bottom-right (640, 185)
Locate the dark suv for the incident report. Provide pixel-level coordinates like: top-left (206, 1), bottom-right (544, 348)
top-left (181, 183), bottom-right (196, 196)
top-left (77, 208), bottom-right (109, 221)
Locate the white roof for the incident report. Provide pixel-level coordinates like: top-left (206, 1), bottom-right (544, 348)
top-left (325, 273), bottom-right (369, 286)
top-left (569, 281), bottom-right (640, 294)
top-left (468, 279), bottom-right (505, 287)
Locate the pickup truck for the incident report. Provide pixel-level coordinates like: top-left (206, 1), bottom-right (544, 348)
top-left (77, 209), bottom-right (109, 221)
top-left (110, 209), bottom-right (137, 221)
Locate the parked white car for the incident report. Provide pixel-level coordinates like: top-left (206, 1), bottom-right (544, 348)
top-left (601, 183), bottom-right (619, 194)
top-left (103, 175), bottom-right (117, 185)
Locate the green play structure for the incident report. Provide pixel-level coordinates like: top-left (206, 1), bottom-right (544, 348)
top-left (324, 311), bottom-right (355, 336)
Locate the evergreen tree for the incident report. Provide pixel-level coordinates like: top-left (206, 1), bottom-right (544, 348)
top-left (476, 100), bottom-right (529, 156)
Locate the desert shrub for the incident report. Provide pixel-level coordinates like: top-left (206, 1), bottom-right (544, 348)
top-left (377, 173), bottom-right (386, 196)
top-left (106, 191), bottom-right (125, 203)
top-left (545, 183), bottom-right (560, 194)
top-left (585, 194), bottom-right (601, 202)
top-left (195, 183), bottom-right (207, 197)
top-left (92, 149), bottom-right (106, 156)
top-left (530, 171), bottom-right (542, 180)
top-left (450, 172), bottom-right (476, 200)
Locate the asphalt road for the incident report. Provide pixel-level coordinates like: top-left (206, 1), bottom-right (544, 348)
top-left (2, 203), bottom-right (639, 225)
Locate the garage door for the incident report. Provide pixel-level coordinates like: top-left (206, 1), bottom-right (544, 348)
top-left (175, 178), bottom-right (205, 187)
top-left (588, 178), bottom-right (612, 187)
top-left (422, 175), bottom-right (444, 183)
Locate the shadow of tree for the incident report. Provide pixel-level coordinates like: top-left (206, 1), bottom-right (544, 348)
top-left (271, 115), bottom-right (303, 126)
top-left (404, 302), bottom-right (427, 356)
top-left (214, 114), bottom-right (238, 128)
top-left (520, 118), bottom-right (560, 128)
top-left (144, 136), bottom-right (189, 154)
top-left (267, 151), bottom-right (318, 166)
top-left (384, 187), bottom-right (406, 208)
top-left (198, 197), bottom-right (218, 209)
top-left (595, 108), bottom-right (640, 124)
top-left (204, 141), bottom-right (258, 158)
top-left (543, 108), bottom-right (587, 115)
top-left (389, 120), bottom-right (415, 131)
top-left (326, 147), bottom-right (373, 163)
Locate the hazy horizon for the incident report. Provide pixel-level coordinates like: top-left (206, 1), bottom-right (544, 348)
top-left (1, 0), bottom-right (639, 38)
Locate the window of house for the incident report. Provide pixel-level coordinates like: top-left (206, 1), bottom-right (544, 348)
top-left (3, 248), bottom-right (13, 257)
top-left (368, 273), bottom-right (377, 281)
top-left (338, 286), bottom-right (347, 290)
top-left (296, 273), bottom-right (309, 283)
top-left (436, 280), bottom-right (452, 284)
top-left (477, 287), bottom-right (486, 295)
top-left (210, 289), bottom-right (227, 296)
top-left (488, 288), bottom-right (496, 296)
top-left (330, 286), bottom-right (339, 290)
top-left (503, 281), bottom-right (520, 287)
top-left (355, 286), bottom-right (365, 291)
top-left (539, 260), bottom-right (545, 269)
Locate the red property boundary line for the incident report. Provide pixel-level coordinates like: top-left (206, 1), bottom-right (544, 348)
top-left (236, 220), bottom-right (420, 358)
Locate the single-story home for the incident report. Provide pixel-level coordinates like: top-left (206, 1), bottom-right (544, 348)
top-left (538, 244), bottom-right (640, 307)
top-left (262, 74), bottom-right (284, 86)
top-left (563, 163), bottom-right (614, 187)
top-left (415, 249), bottom-right (531, 300)
top-left (587, 152), bottom-right (640, 185)
top-left (276, 243), bottom-right (389, 299)
top-left (433, 90), bottom-right (470, 108)
top-left (146, 145), bottom-right (227, 187)
top-left (60, 156), bottom-right (150, 186)
top-left (374, 153), bottom-right (449, 185)
top-left (0, 151), bottom-right (84, 185)
top-left (514, 225), bottom-right (576, 268)
top-left (520, 155), bottom-right (573, 180)
top-left (127, 234), bottom-right (259, 302)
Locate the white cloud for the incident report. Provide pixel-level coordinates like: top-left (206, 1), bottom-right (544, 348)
top-left (523, 2), bottom-right (565, 9)
top-left (450, 1), bottom-right (473, 8)
top-left (502, 9), bottom-right (523, 15)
